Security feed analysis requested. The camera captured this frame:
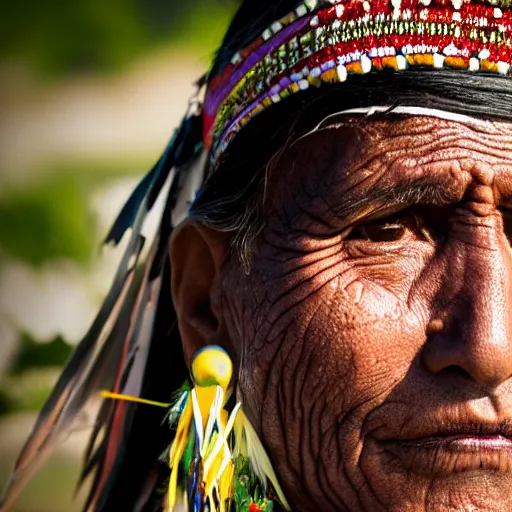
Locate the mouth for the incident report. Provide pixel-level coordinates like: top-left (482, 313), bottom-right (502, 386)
top-left (378, 423), bottom-right (512, 476)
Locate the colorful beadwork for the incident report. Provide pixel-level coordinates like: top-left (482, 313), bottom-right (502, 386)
top-left (234, 456), bottom-right (276, 512)
top-left (203, 0), bottom-right (512, 169)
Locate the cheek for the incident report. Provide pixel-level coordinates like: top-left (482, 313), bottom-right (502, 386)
top-left (345, 277), bottom-right (401, 319)
top-left (287, 275), bottom-right (421, 422)
top-left (245, 257), bottom-right (425, 411)
top-left (224, 252), bottom-right (430, 507)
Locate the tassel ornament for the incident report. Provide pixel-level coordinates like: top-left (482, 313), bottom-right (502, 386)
top-left (101, 346), bottom-right (290, 512)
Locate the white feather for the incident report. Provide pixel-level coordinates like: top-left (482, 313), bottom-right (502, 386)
top-left (234, 408), bottom-right (290, 510)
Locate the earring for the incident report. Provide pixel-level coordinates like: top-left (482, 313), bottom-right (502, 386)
top-left (102, 345), bottom-right (290, 512)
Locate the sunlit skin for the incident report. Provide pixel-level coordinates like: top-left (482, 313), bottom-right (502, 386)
top-left (171, 116), bottom-right (512, 511)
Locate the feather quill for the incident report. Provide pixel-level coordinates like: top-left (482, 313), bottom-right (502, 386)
top-left (0, 108), bottom-right (204, 511)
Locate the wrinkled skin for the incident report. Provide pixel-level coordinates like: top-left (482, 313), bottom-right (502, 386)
top-left (171, 117), bottom-right (512, 511)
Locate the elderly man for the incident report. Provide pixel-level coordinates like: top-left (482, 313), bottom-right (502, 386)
top-left (2, 0), bottom-right (512, 511)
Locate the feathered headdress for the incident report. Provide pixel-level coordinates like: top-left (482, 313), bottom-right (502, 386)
top-left (1, 0), bottom-right (512, 510)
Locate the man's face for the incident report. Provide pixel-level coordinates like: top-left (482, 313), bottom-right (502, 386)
top-left (218, 117), bottom-right (512, 511)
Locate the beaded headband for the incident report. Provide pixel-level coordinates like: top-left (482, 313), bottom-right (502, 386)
top-left (203, 0), bottom-right (512, 169)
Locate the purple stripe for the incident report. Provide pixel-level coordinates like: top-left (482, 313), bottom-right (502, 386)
top-left (204, 15), bottom-right (313, 116)
top-left (217, 91), bottom-right (274, 148)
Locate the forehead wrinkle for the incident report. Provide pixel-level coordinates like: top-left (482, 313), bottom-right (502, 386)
top-left (317, 149), bottom-right (470, 220)
top-left (282, 157), bottom-right (467, 229)
top-left (302, 117), bottom-right (512, 170)
top-left (274, 117), bottom-right (512, 226)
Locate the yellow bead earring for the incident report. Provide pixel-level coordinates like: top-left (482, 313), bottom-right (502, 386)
top-left (102, 345), bottom-right (289, 512)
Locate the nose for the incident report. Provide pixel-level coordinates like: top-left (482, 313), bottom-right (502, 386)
top-left (422, 216), bottom-right (512, 389)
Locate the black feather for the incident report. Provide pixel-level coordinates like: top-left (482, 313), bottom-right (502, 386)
top-left (0, 110), bottom-right (203, 512)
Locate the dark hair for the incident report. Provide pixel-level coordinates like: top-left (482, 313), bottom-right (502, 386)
top-left (91, 1), bottom-right (512, 509)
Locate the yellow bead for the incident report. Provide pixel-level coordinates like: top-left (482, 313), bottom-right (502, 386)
top-left (191, 346), bottom-right (233, 390)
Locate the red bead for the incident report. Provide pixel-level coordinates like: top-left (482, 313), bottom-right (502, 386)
top-left (209, 0), bottom-right (512, 168)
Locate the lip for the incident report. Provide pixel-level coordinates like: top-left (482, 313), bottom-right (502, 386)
top-left (400, 435), bottom-right (512, 451)
top-left (375, 421), bottom-right (512, 476)
top-left (371, 415), bottom-right (512, 441)
top-left (381, 434), bottom-right (512, 475)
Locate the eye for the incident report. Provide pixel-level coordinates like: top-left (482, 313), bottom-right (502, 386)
top-left (346, 212), bottom-right (419, 243)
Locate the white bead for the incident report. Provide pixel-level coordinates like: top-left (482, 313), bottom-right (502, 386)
top-left (494, 8), bottom-right (503, 18)
top-left (271, 21), bottom-right (283, 33)
top-left (296, 5), bottom-right (307, 17)
top-left (336, 4), bottom-right (345, 17)
top-left (498, 62), bottom-right (511, 75)
top-left (396, 55), bottom-right (408, 70)
top-left (299, 79), bottom-right (310, 90)
top-left (336, 64), bottom-right (348, 82)
top-left (469, 58), bottom-right (480, 71)
top-left (443, 43), bottom-right (457, 56)
top-left (479, 48), bottom-right (491, 60)
top-left (262, 29), bottom-right (273, 41)
top-left (433, 53), bottom-right (445, 68)
top-left (392, 0), bottom-right (402, 19)
top-left (451, 0), bottom-right (463, 9)
top-left (361, 55), bottom-right (372, 74)
top-left (230, 53), bottom-right (242, 65)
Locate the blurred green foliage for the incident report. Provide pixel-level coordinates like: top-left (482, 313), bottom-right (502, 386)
top-left (9, 334), bottom-right (72, 375)
top-left (0, 334), bottom-right (72, 415)
top-left (0, 371), bottom-right (60, 415)
top-left (0, 175), bottom-right (97, 266)
top-left (0, 0), bottom-right (237, 77)
top-left (0, 0), bottom-right (239, 416)
top-left (0, 5), bottom-right (242, 508)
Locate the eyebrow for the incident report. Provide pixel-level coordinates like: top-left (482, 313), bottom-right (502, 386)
top-left (377, 179), bottom-right (459, 206)
top-left (334, 176), bottom-right (462, 221)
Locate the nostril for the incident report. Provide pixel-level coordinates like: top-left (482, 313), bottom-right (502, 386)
top-left (439, 365), bottom-right (473, 381)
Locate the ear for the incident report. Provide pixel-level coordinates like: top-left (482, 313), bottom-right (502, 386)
top-left (169, 220), bottom-right (231, 367)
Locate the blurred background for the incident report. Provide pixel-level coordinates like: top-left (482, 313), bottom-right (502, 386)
top-left (0, 1), bottom-right (238, 509)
